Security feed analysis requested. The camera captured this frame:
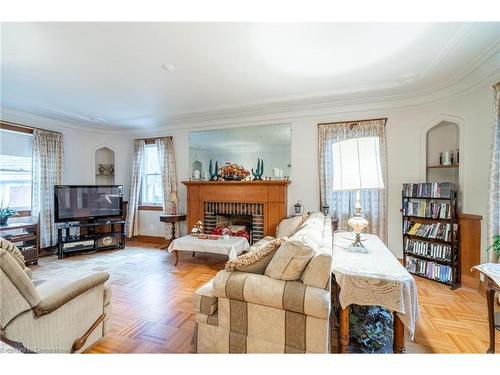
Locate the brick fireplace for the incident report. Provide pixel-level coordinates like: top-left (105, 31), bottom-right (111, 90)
top-left (182, 181), bottom-right (290, 241)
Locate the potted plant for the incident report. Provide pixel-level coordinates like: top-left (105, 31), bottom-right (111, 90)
top-left (487, 234), bottom-right (500, 257)
top-left (349, 305), bottom-right (394, 353)
top-left (0, 207), bottom-right (18, 226)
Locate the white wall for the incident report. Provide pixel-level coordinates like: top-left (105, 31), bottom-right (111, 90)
top-left (137, 81), bottom-right (495, 261)
top-left (2, 78), bottom-right (497, 261)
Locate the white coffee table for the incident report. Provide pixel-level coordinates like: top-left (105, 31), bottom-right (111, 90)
top-left (167, 235), bottom-right (250, 266)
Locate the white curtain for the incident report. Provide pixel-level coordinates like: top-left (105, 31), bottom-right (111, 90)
top-left (32, 129), bottom-right (63, 248)
top-left (126, 140), bottom-right (145, 238)
top-left (489, 84), bottom-right (500, 262)
top-left (157, 137), bottom-right (178, 239)
top-left (319, 119), bottom-right (388, 242)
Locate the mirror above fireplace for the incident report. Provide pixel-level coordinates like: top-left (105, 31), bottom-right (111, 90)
top-left (189, 123), bottom-right (292, 180)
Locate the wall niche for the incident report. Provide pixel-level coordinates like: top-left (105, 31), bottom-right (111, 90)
top-left (426, 121), bottom-right (460, 185)
top-left (95, 147), bottom-right (115, 185)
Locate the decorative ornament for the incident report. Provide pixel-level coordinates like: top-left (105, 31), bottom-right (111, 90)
top-left (251, 158), bottom-right (264, 181)
top-left (209, 159), bottom-right (219, 181)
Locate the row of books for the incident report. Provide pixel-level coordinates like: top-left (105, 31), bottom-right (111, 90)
top-left (402, 201), bottom-right (451, 219)
top-left (404, 220), bottom-right (457, 241)
top-left (406, 256), bottom-right (453, 284)
top-left (404, 239), bottom-right (452, 261)
top-left (402, 182), bottom-right (455, 198)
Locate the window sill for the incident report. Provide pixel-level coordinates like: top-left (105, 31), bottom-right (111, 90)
top-left (15, 210), bottom-right (32, 217)
top-left (138, 205), bottom-right (164, 211)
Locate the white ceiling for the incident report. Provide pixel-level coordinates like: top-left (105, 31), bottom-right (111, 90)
top-left (1, 22), bottom-right (499, 129)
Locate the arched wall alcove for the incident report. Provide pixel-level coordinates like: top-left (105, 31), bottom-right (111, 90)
top-left (95, 146), bottom-right (115, 185)
top-left (422, 116), bottom-right (464, 208)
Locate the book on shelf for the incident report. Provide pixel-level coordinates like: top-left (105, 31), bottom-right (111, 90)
top-left (404, 238), bottom-right (451, 261)
top-left (403, 219), bottom-right (457, 242)
top-left (402, 182), bottom-right (455, 198)
top-left (402, 201), bottom-right (451, 219)
top-left (405, 256), bottom-right (452, 283)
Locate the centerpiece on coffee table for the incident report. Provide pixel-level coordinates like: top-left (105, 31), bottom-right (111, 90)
top-left (219, 162), bottom-right (250, 181)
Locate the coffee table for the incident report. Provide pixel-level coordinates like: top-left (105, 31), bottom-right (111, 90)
top-left (167, 235), bottom-right (250, 266)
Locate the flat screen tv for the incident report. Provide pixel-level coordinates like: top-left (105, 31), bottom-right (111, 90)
top-left (54, 185), bottom-right (123, 222)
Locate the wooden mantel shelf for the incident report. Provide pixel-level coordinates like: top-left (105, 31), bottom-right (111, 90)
top-left (182, 180), bottom-right (291, 186)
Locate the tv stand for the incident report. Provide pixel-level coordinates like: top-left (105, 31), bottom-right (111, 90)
top-left (56, 219), bottom-right (126, 258)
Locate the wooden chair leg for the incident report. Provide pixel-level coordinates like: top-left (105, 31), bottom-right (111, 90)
top-left (339, 306), bottom-right (350, 353)
top-left (71, 313), bottom-right (106, 353)
top-left (174, 250), bottom-right (179, 266)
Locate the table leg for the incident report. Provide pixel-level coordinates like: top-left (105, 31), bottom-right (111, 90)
top-left (393, 313), bottom-right (406, 354)
top-left (174, 250), bottom-right (179, 267)
top-left (487, 287), bottom-right (496, 354)
top-left (192, 252), bottom-right (195, 258)
top-left (339, 306), bottom-right (350, 353)
top-left (171, 222), bottom-right (176, 240)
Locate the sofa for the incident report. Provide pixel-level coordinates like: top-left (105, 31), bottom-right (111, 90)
top-left (193, 212), bottom-right (332, 353)
top-left (0, 239), bottom-right (112, 353)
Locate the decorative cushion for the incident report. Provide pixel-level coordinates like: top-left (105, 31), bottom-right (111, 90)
top-left (225, 237), bottom-right (288, 274)
top-left (265, 239), bottom-right (316, 281)
top-left (0, 237), bottom-right (26, 270)
top-left (276, 216), bottom-right (303, 238)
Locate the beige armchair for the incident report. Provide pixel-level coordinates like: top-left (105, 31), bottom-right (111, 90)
top-left (0, 247), bottom-right (112, 353)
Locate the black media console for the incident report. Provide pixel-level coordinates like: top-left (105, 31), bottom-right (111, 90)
top-left (56, 219), bottom-right (126, 258)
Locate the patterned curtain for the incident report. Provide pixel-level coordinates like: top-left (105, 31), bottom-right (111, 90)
top-left (32, 129), bottom-right (63, 248)
top-left (157, 137), bottom-right (178, 239)
top-left (319, 119), bottom-right (388, 242)
top-left (126, 140), bottom-right (145, 238)
top-left (489, 84), bottom-right (500, 262)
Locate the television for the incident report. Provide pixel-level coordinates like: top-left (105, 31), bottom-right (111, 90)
top-left (54, 185), bottom-right (123, 222)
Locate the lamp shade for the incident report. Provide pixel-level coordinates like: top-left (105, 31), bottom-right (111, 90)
top-left (332, 136), bottom-right (384, 191)
top-left (169, 191), bottom-right (178, 202)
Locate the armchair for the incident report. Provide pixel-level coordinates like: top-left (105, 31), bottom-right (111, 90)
top-left (0, 247), bottom-right (112, 353)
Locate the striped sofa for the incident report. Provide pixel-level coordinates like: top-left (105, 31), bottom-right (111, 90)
top-left (193, 213), bottom-right (332, 353)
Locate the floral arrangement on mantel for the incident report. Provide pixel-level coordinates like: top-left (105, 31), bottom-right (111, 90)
top-left (212, 226), bottom-right (250, 241)
top-left (218, 162), bottom-right (250, 181)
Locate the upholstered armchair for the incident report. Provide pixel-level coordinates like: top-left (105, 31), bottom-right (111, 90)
top-left (0, 247), bottom-right (112, 353)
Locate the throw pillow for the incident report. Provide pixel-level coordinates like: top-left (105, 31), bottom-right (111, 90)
top-left (276, 216), bottom-right (303, 238)
top-left (225, 237), bottom-right (288, 274)
top-left (265, 239), bottom-right (316, 281)
top-left (0, 237), bottom-right (26, 270)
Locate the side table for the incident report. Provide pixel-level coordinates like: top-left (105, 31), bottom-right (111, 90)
top-left (159, 213), bottom-right (186, 249)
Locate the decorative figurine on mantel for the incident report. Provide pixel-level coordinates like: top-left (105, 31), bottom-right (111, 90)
top-left (208, 159), bottom-right (219, 181)
top-left (294, 200), bottom-right (304, 216)
top-left (251, 158), bottom-right (264, 181)
top-left (191, 221), bottom-right (204, 236)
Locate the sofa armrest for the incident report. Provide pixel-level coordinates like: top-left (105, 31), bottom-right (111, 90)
top-left (194, 278), bottom-right (218, 315)
top-left (212, 270), bottom-right (330, 319)
top-left (33, 272), bottom-right (110, 317)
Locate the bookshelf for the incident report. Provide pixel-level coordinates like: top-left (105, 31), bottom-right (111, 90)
top-left (402, 182), bottom-right (460, 289)
top-left (0, 221), bottom-right (39, 265)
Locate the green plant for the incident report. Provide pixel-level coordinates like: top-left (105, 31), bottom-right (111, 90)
top-left (349, 305), bottom-right (393, 353)
top-left (487, 234), bottom-right (500, 257)
top-left (0, 207), bottom-right (17, 217)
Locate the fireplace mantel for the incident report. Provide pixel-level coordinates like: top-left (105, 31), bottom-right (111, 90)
top-left (182, 180), bottom-right (290, 238)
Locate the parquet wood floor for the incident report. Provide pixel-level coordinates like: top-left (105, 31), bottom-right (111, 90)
top-left (29, 241), bottom-right (500, 354)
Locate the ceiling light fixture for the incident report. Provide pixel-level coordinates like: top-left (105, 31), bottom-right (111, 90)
top-left (161, 64), bottom-right (175, 71)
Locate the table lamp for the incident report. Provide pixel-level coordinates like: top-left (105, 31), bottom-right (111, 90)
top-left (169, 191), bottom-right (178, 215)
top-left (331, 136), bottom-right (384, 252)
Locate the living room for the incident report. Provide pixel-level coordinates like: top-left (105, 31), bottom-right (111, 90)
top-left (1, 1), bottom-right (500, 372)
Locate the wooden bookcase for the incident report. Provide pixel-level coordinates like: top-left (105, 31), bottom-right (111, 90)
top-left (402, 183), bottom-right (460, 289)
top-left (0, 221), bottom-right (39, 265)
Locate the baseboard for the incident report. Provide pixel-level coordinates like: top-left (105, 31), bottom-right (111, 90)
top-left (130, 235), bottom-right (168, 244)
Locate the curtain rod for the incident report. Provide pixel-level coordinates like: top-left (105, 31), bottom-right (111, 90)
top-left (0, 120), bottom-right (62, 135)
top-left (134, 136), bottom-right (173, 142)
top-left (318, 117), bottom-right (388, 126)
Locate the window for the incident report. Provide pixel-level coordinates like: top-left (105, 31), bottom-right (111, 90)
top-left (0, 129), bottom-right (33, 211)
top-left (141, 144), bottom-right (162, 205)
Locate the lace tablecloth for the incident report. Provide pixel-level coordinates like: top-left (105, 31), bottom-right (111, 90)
top-left (167, 235), bottom-right (250, 259)
top-left (332, 232), bottom-right (420, 337)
